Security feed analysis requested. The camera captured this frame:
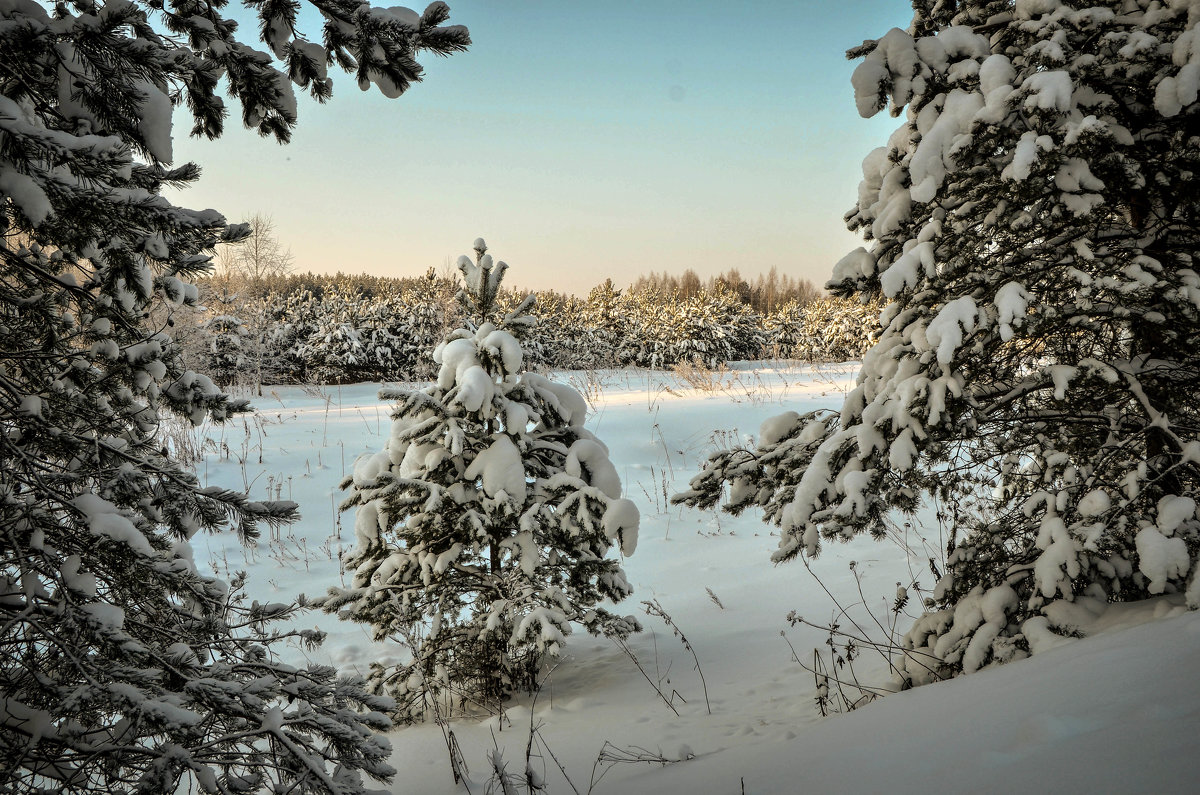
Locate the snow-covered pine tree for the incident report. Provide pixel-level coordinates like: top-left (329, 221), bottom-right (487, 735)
top-left (356, 297), bottom-right (406, 381)
top-left (320, 239), bottom-right (641, 720)
top-left (678, 0), bottom-right (1200, 684)
top-left (271, 288), bottom-right (324, 383)
top-left (201, 287), bottom-right (249, 387)
top-left (763, 300), bottom-right (808, 360)
top-left (615, 285), bottom-right (677, 368)
top-left (671, 285), bottom-right (765, 367)
top-left (394, 268), bottom-right (458, 381)
top-left (0, 0), bottom-right (467, 791)
top-left (299, 291), bottom-right (368, 384)
top-left (581, 278), bottom-right (627, 369)
top-left (773, 296), bottom-right (882, 363)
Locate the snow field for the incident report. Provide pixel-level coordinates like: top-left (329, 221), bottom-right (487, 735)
top-left (186, 364), bottom-right (1199, 793)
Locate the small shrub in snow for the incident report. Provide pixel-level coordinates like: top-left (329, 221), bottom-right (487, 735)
top-left (320, 240), bottom-right (640, 721)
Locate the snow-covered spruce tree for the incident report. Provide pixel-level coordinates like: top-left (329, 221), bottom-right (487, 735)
top-left (678, 0), bottom-right (1200, 684)
top-left (320, 239), bottom-right (641, 720)
top-left (0, 0), bottom-right (468, 791)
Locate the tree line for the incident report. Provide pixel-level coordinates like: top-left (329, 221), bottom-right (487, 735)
top-left (178, 270), bottom-right (878, 388)
top-left (629, 267), bottom-right (821, 313)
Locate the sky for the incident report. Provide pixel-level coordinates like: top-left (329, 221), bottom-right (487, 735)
top-left (169, 1), bottom-right (915, 295)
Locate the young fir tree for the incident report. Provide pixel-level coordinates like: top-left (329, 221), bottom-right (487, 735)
top-left (0, 0), bottom-right (467, 791)
top-left (320, 239), bottom-right (641, 720)
top-left (678, 0), bottom-right (1200, 684)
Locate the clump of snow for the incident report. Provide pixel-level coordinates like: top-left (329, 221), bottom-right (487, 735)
top-left (758, 411), bottom-right (801, 447)
top-left (1034, 515), bottom-right (1081, 599)
top-left (602, 498), bottom-right (639, 556)
top-left (1155, 495), bottom-right (1196, 534)
top-left (1020, 615), bottom-right (1072, 654)
top-left (1002, 131), bottom-right (1054, 181)
top-left (260, 706), bottom-right (284, 732)
top-left (1047, 365), bottom-right (1077, 400)
top-left (464, 435), bottom-right (526, 504)
top-left (1014, 0), bottom-right (1062, 21)
top-left (522, 373), bottom-right (587, 427)
top-left (82, 602), bottom-right (126, 633)
top-left (73, 493), bottom-right (154, 557)
top-left (0, 698), bottom-right (54, 746)
top-left (481, 328), bottom-right (523, 374)
top-left (993, 281), bottom-right (1029, 341)
top-left (1076, 489), bottom-right (1110, 517)
top-left (354, 501), bottom-right (382, 551)
top-left (831, 247), bottom-right (876, 285)
top-left (0, 166), bottom-right (51, 225)
top-left (852, 28), bottom-right (923, 117)
top-left (1155, 26), bottom-right (1200, 117)
top-left (888, 428), bottom-right (917, 470)
top-left (133, 79), bottom-right (173, 163)
top-left (60, 554), bottom-right (98, 597)
top-left (1136, 527), bottom-right (1190, 594)
top-left (906, 90), bottom-right (982, 203)
top-left (565, 439), bottom-right (622, 499)
top-left (880, 242), bottom-right (934, 297)
top-left (352, 450), bottom-right (391, 488)
top-left (978, 53), bottom-right (1015, 95)
top-left (1022, 70), bottom-right (1074, 112)
top-left (456, 366), bottom-right (495, 413)
top-left (17, 395), bottom-right (42, 417)
top-left (143, 231), bottom-right (169, 259)
top-left (924, 296), bottom-right (978, 364)
top-left (434, 336), bottom-right (479, 391)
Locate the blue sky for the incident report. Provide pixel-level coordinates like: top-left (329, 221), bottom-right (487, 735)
top-left (171, 1), bottom-right (914, 294)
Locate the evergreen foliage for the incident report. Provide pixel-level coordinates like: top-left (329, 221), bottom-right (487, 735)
top-left (319, 241), bottom-right (641, 721)
top-left (201, 288), bottom-right (250, 387)
top-left (0, 0), bottom-right (467, 791)
top-left (181, 272), bottom-right (875, 386)
top-left (679, 0), bottom-right (1200, 684)
top-left (766, 296), bottom-right (884, 362)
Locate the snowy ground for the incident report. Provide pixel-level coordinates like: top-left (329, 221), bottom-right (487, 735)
top-left (186, 363), bottom-right (1200, 794)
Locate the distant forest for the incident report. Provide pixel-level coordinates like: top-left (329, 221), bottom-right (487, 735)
top-left (177, 266), bottom-right (873, 387)
top-left (629, 267), bottom-right (821, 313)
top-left (210, 265), bottom-right (822, 313)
